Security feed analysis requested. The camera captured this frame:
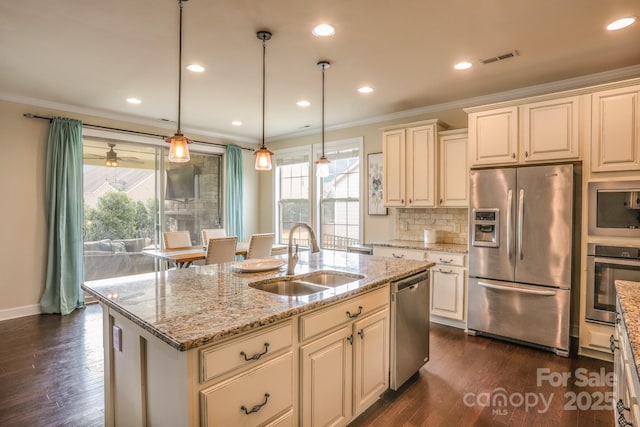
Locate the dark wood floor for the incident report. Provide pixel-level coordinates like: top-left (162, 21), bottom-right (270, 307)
top-left (0, 305), bottom-right (613, 427)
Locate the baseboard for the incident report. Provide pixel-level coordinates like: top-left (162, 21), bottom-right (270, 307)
top-left (430, 315), bottom-right (466, 329)
top-left (0, 304), bottom-right (41, 321)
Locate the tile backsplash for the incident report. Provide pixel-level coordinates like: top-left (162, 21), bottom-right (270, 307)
top-left (396, 208), bottom-right (469, 245)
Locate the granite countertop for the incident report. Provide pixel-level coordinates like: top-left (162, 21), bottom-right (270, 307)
top-left (372, 239), bottom-right (468, 253)
top-left (615, 280), bottom-right (640, 380)
top-left (82, 250), bottom-right (433, 352)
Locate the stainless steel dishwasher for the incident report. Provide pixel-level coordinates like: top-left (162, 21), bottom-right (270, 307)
top-left (390, 270), bottom-right (430, 390)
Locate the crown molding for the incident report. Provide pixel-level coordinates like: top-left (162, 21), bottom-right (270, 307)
top-left (271, 64), bottom-right (640, 141)
top-left (0, 92), bottom-right (259, 145)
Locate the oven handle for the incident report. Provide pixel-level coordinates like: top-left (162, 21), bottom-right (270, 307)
top-left (594, 257), bottom-right (640, 267)
top-left (478, 281), bottom-right (557, 296)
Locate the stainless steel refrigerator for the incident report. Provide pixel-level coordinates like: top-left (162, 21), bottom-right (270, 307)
top-left (467, 164), bottom-right (576, 356)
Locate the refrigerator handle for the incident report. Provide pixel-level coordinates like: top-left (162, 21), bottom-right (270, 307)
top-left (506, 190), bottom-right (513, 259)
top-left (518, 189), bottom-right (525, 260)
top-left (478, 281), bottom-right (557, 296)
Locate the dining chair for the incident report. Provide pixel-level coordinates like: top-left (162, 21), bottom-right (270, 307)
top-left (201, 228), bottom-right (227, 246)
top-left (163, 231), bottom-right (192, 249)
top-left (246, 233), bottom-right (275, 259)
top-left (205, 236), bottom-right (238, 265)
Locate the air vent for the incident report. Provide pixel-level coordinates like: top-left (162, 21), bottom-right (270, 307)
top-left (480, 50), bottom-right (519, 65)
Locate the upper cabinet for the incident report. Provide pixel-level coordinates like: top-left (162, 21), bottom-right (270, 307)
top-left (591, 85), bottom-right (640, 172)
top-left (468, 106), bottom-right (518, 166)
top-left (438, 129), bottom-right (468, 207)
top-left (521, 96), bottom-right (580, 162)
top-left (466, 95), bottom-right (583, 167)
top-left (382, 119), bottom-right (446, 208)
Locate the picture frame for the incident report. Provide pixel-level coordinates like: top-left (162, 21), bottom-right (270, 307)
top-left (367, 152), bottom-right (387, 215)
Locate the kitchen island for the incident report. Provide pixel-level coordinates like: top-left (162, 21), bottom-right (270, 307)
top-left (82, 250), bottom-right (432, 427)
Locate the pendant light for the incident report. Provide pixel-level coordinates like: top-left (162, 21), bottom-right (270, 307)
top-left (165, 0), bottom-right (191, 163)
top-left (254, 30), bottom-right (274, 171)
top-left (316, 61), bottom-right (330, 178)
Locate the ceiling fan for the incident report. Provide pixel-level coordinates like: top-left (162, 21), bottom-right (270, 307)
top-left (83, 143), bottom-right (144, 167)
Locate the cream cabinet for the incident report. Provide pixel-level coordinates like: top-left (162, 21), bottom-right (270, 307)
top-left (613, 302), bottom-right (640, 427)
top-left (382, 119), bottom-right (446, 208)
top-left (299, 286), bottom-right (390, 426)
top-left (467, 96), bottom-right (581, 167)
top-left (468, 106), bottom-right (518, 166)
top-left (438, 129), bottom-right (468, 207)
top-left (591, 85), bottom-right (640, 172)
top-left (427, 251), bottom-right (467, 327)
top-left (520, 96), bottom-right (580, 162)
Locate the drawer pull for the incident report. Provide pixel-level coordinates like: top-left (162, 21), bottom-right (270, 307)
top-left (240, 393), bottom-right (270, 415)
top-left (437, 268), bottom-right (455, 274)
top-left (392, 253), bottom-right (405, 259)
top-left (346, 306), bottom-right (363, 319)
top-left (439, 259), bottom-right (454, 264)
top-left (240, 343), bottom-right (270, 361)
top-left (618, 413), bottom-right (633, 427)
top-left (617, 399), bottom-right (631, 413)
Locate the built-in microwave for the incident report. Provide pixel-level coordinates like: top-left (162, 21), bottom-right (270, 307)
top-left (588, 180), bottom-right (640, 237)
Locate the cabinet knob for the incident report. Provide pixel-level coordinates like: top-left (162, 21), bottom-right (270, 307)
top-left (401, 199), bottom-right (404, 204)
top-left (525, 151), bottom-right (529, 158)
top-left (440, 198), bottom-right (443, 204)
top-left (512, 153), bottom-right (516, 159)
top-left (358, 329), bottom-right (364, 339)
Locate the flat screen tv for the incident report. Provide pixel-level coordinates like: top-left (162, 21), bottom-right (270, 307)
top-left (166, 165), bottom-right (200, 202)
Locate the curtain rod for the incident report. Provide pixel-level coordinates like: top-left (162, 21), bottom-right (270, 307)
top-left (23, 113), bottom-right (255, 152)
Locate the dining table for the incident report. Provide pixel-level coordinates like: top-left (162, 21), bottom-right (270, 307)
top-left (142, 242), bottom-right (288, 268)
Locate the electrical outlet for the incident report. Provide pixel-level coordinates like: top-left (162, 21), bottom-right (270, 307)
top-left (113, 325), bottom-right (122, 352)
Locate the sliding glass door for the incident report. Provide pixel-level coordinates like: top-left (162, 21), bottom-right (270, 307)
top-left (82, 134), bottom-right (222, 281)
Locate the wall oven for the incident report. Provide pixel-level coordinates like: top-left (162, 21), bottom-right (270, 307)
top-left (588, 180), bottom-right (640, 237)
top-left (586, 243), bottom-right (640, 324)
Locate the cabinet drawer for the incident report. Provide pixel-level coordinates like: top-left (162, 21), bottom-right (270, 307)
top-left (200, 352), bottom-right (293, 427)
top-left (300, 286), bottom-right (390, 342)
top-left (200, 321), bottom-right (292, 383)
top-left (373, 246), bottom-right (427, 260)
top-left (427, 251), bottom-right (466, 267)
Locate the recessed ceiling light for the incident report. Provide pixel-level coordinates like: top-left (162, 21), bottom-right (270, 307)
top-left (454, 61), bottom-right (473, 70)
top-left (231, 121), bottom-right (242, 126)
top-left (312, 24), bottom-right (335, 37)
top-left (126, 97), bottom-right (142, 104)
top-left (296, 100), bottom-right (311, 107)
top-left (186, 64), bottom-right (205, 72)
top-left (357, 86), bottom-right (374, 94)
top-left (606, 16), bottom-right (637, 31)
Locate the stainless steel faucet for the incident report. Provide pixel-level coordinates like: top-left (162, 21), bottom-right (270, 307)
top-left (287, 222), bottom-right (320, 275)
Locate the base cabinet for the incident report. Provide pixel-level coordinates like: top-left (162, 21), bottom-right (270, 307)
top-left (427, 251), bottom-right (467, 327)
top-left (300, 292), bottom-right (390, 427)
top-left (614, 301), bottom-right (640, 427)
top-left (200, 353), bottom-right (294, 427)
top-left (301, 326), bottom-right (353, 427)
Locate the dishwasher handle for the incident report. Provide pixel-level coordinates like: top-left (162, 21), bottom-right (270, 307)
top-left (392, 271), bottom-right (429, 292)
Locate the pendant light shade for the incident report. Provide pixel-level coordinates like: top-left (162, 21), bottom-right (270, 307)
top-left (165, 0), bottom-right (191, 163)
top-left (316, 61), bottom-right (330, 178)
top-left (254, 30), bottom-right (273, 171)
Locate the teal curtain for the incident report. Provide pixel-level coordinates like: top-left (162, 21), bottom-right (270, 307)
top-left (225, 144), bottom-right (244, 240)
top-left (40, 117), bottom-right (85, 315)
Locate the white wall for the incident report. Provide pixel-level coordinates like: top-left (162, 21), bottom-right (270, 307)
top-left (0, 99), bottom-right (258, 318)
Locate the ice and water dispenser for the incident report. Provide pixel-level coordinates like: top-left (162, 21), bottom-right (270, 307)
top-left (472, 209), bottom-right (500, 247)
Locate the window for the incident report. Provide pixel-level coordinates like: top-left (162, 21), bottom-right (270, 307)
top-left (318, 144), bottom-right (361, 250)
top-left (275, 150), bottom-right (311, 246)
top-left (274, 138), bottom-right (363, 252)
top-left (82, 130), bottom-right (223, 281)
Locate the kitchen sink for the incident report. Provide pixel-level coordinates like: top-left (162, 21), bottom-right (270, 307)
top-left (250, 280), bottom-right (328, 296)
top-left (297, 271), bottom-right (364, 287)
top-left (249, 271), bottom-right (365, 296)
